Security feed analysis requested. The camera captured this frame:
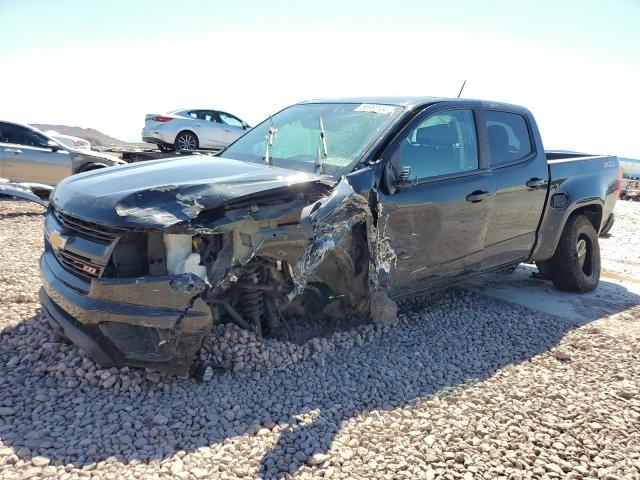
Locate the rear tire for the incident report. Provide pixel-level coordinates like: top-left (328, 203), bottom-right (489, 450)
top-left (175, 131), bottom-right (199, 151)
top-left (548, 214), bottom-right (600, 292)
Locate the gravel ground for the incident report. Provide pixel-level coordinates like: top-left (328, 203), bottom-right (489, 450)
top-left (0, 199), bottom-right (638, 480)
top-left (599, 200), bottom-right (640, 279)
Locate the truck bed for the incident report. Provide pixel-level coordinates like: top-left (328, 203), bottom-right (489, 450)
top-left (545, 150), bottom-right (613, 162)
top-left (531, 151), bottom-right (619, 261)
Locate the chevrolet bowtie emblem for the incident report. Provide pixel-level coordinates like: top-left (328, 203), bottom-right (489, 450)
top-left (49, 230), bottom-right (68, 250)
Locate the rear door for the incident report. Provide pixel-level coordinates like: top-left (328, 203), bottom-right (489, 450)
top-left (0, 122), bottom-right (72, 184)
top-left (376, 105), bottom-right (495, 296)
top-left (217, 111), bottom-right (247, 144)
top-left (480, 110), bottom-right (549, 268)
top-left (186, 110), bottom-right (222, 148)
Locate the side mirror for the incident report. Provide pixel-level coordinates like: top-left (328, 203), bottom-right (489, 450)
top-left (47, 140), bottom-right (62, 152)
top-left (242, 122), bottom-right (250, 130)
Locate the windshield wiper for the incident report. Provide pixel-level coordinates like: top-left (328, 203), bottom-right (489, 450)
top-left (315, 116), bottom-right (327, 174)
top-left (264, 115), bottom-right (276, 166)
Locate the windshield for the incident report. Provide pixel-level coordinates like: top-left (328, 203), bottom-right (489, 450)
top-left (222, 103), bottom-right (403, 177)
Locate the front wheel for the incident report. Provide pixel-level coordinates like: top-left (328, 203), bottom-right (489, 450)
top-left (175, 132), bottom-right (199, 151)
top-left (548, 214), bottom-right (600, 292)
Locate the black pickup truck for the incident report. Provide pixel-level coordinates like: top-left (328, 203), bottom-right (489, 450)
top-left (38, 97), bottom-right (620, 376)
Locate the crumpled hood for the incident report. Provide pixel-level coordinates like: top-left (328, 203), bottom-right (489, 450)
top-left (52, 155), bottom-right (327, 229)
top-left (71, 149), bottom-right (125, 166)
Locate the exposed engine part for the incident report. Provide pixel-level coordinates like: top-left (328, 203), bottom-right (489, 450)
top-left (164, 233), bottom-right (207, 277)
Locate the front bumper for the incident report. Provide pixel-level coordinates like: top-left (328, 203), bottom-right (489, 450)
top-left (40, 250), bottom-right (213, 376)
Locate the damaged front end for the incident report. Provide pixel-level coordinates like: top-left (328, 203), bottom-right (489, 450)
top-left (0, 179), bottom-right (53, 206)
top-left (39, 161), bottom-right (397, 376)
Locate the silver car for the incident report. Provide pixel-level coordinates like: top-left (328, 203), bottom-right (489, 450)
top-left (0, 121), bottom-right (125, 186)
top-left (141, 108), bottom-right (250, 152)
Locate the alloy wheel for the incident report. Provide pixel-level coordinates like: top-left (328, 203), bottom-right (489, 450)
top-left (178, 134), bottom-right (197, 151)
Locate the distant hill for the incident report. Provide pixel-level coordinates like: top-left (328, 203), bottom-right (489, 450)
top-left (31, 124), bottom-right (128, 147)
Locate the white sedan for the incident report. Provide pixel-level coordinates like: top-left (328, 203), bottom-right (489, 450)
top-left (141, 108), bottom-right (250, 152)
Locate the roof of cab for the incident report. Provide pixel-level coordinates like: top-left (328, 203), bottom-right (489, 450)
top-left (300, 96), bottom-right (530, 114)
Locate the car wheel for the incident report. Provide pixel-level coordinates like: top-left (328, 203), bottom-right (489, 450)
top-left (599, 213), bottom-right (614, 237)
top-left (549, 214), bottom-right (600, 292)
top-left (158, 144), bottom-right (175, 153)
top-left (175, 131), bottom-right (199, 151)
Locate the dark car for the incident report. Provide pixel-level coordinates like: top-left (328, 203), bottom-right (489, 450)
top-left (38, 97), bottom-right (620, 376)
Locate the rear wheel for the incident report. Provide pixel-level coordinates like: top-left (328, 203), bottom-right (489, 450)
top-left (158, 144), bottom-right (175, 153)
top-left (175, 131), bottom-right (198, 151)
top-left (548, 214), bottom-right (600, 292)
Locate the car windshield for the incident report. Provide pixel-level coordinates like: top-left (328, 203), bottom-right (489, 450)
top-left (222, 103), bottom-right (403, 177)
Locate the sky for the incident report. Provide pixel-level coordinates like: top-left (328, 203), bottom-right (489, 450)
top-left (1, 0), bottom-right (639, 157)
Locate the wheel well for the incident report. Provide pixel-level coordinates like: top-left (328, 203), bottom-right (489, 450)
top-left (571, 204), bottom-right (602, 232)
top-left (176, 130), bottom-right (199, 142)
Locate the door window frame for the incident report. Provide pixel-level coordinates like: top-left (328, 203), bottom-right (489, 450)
top-left (217, 111), bottom-right (245, 128)
top-left (0, 122), bottom-right (50, 149)
top-left (381, 104), bottom-right (490, 188)
top-left (480, 108), bottom-right (537, 169)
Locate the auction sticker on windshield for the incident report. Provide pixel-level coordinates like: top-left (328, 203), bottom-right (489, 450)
top-left (354, 104), bottom-right (397, 115)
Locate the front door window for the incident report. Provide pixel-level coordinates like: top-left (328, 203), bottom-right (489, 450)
top-left (390, 109), bottom-right (478, 181)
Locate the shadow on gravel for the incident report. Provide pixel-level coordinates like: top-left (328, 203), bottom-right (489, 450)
top-left (0, 211), bottom-right (45, 220)
top-left (0, 290), bottom-right (611, 478)
top-left (464, 264), bottom-right (640, 325)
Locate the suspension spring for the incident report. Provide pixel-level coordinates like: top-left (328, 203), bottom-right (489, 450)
top-left (242, 263), bottom-right (264, 337)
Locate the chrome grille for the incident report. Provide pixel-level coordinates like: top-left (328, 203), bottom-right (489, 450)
top-left (55, 249), bottom-right (104, 279)
top-left (53, 208), bottom-right (126, 243)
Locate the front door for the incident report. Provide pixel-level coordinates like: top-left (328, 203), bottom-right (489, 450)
top-left (217, 111), bottom-right (246, 145)
top-left (0, 123), bottom-right (72, 184)
top-left (376, 106), bottom-right (495, 297)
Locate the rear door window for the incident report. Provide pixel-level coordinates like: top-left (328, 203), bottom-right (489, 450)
top-left (202, 111), bottom-right (217, 122)
top-left (188, 110), bottom-right (217, 122)
top-left (485, 111), bottom-right (532, 165)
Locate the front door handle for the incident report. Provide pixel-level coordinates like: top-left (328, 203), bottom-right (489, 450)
top-left (4, 148), bottom-right (22, 154)
top-left (466, 190), bottom-right (491, 202)
top-left (526, 177), bottom-right (547, 189)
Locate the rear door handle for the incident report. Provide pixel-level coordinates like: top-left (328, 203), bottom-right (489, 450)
top-left (526, 177), bottom-right (547, 189)
top-left (466, 190), bottom-right (491, 202)
top-left (4, 148), bottom-right (22, 154)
